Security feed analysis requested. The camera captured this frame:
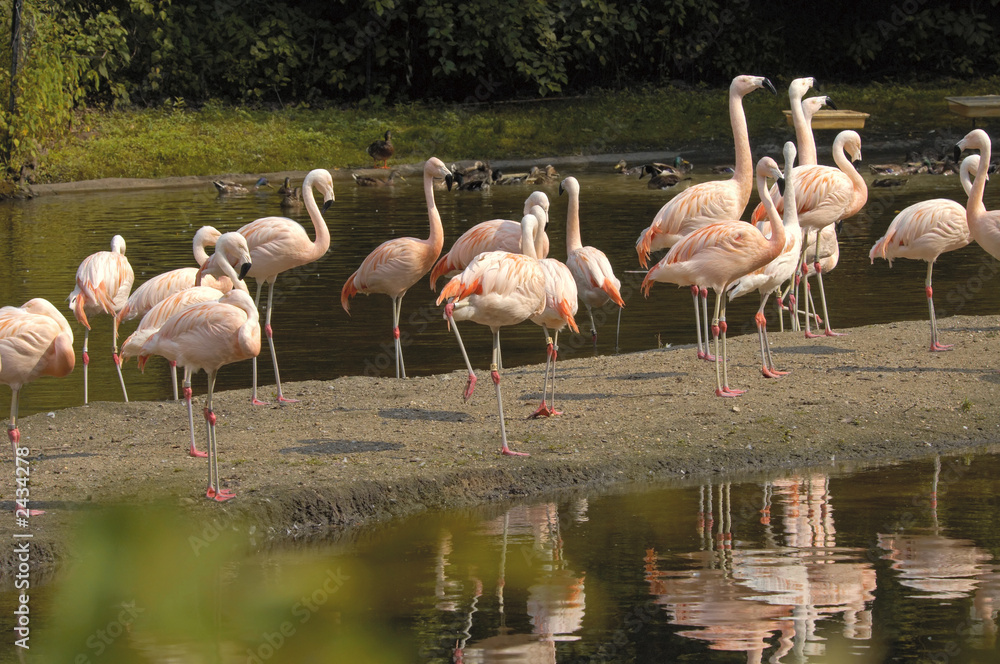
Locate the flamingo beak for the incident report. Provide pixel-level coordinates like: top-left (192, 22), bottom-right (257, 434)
top-left (239, 262), bottom-right (252, 280)
top-left (763, 78), bottom-right (777, 95)
top-left (777, 177), bottom-right (786, 196)
top-left (826, 98), bottom-right (838, 110)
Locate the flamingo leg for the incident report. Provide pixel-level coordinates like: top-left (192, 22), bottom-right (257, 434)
top-left (183, 369), bottom-right (206, 458)
top-left (392, 294), bottom-right (407, 378)
top-left (716, 293), bottom-right (744, 397)
top-left (615, 306), bottom-right (622, 353)
top-left (529, 329), bottom-right (553, 418)
top-left (758, 293), bottom-right (788, 378)
top-left (8, 391), bottom-right (43, 516)
top-left (692, 285), bottom-right (706, 359)
top-left (204, 371), bottom-right (234, 502)
top-left (264, 281), bottom-right (298, 403)
top-left (112, 322), bottom-right (129, 403)
top-left (250, 281), bottom-right (269, 406)
top-left (927, 262), bottom-right (952, 351)
top-left (549, 330), bottom-right (563, 416)
top-left (586, 305), bottom-right (598, 349)
top-left (700, 287), bottom-right (716, 361)
top-left (493, 330), bottom-right (529, 457)
top-left (170, 361), bottom-right (179, 401)
top-left (711, 294), bottom-right (724, 396)
top-left (445, 303), bottom-right (477, 401)
top-left (812, 229), bottom-right (845, 337)
top-left (82, 329), bottom-right (90, 405)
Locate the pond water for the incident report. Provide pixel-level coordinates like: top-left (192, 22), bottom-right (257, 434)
top-left (3, 146), bottom-right (1000, 417)
top-left (2, 451), bottom-right (997, 662)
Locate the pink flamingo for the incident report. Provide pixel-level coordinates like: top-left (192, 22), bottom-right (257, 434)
top-left (1, 298), bottom-right (75, 514)
top-left (140, 289), bottom-right (261, 501)
top-left (526, 205), bottom-right (579, 417)
top-left (641, 156), bottom-right (786, 397)
top-left (68, 234), bottom-right (135, 404)
top-left (729, 141), bottom-right (802, 377)
top-left (341, 157), bottom-right (457, 378)
top-left (560, 176), bottom-right (625, 346)
top-left (752, 131), bottom-right (867, 337)
top-left (635, 75), bottom-right (776, 360)
top-left (237, 168), bottom-right (335, 404)
top-left (956, 130), bottom-right (1000, 260)
top-left (117, 226), bottom-right (235, 399)
top-left (437, 214), bottom-right (547, 456)
top-left (869, 154), bottom-right (980, 351)
top-left (429, 190), bottom-right (551, 290)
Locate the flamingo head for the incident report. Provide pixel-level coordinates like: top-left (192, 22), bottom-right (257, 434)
top-left (111, 234), bottom-right (127, 255)
top-left (732, 75), bottom-right (776, 97)
top-left (789, 77), bottom-right (815, 100)
top-left (956, 129), bottom-right (991, 162)
top-left (558, 176), bottom-right (579, 198)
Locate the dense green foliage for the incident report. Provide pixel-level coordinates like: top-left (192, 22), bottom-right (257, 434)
top-left (2, 0), bottom-right (999, 180)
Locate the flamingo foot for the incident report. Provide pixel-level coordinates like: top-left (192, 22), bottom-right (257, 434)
top-left (189, 445), bottom-right (208, 458)
top-left (206, 487), bottom-right (236, 502)
top-left (252, 397), bottom-right (270, 406)
top-left (501, 445), bottom-right (530, 457)
top-left (277, 396), bottom-right (300, 403)
top-left (528, 402), bottom-right (553, 419)
top-left (463, 373), bottom-right (477, 401)
top-left (804, 331), bottom-right (823, 339)
top-left (824, 329), bottom-right (847, 337)
top-left (699, 352), bottom-right (717, 362)
top-left (931, 342), bottom-right (954, 352)
top-left (762, 367), bottom-right (790, 378)
top-left (715, 387), bottom-right (745, 398)
top-left (547, 407), bottom-right (563, 416)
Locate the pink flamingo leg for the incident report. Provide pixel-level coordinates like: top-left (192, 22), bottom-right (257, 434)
top-left (393, 295), bottom-right (407, 378)
top-left (926, 264), bottom-right (952, 351)
top-left (82, 330), bottom-right (90, 405)
top-left (265, 282), bottom-right (298, 403)
top-left (183, 370), bottom-right (207, 458)
top-left (204, 372), bottom-right (235, 501)
top-left (718, 306), bottom-right (745, 396)
top-left (8, 393), bottom-right (43, 515)
top-left (547, 331), bottom-right (564, 416)
top-left (445, 303), bottom-right (477, 401)
top-left (170, 360), bottom-right (179, 401)
top-left (529, 333), bottom-right (554, 418)
top-left (492, 332), bottom-right (528, 457)
top-left (700, 287), bottom-right (716, 361)
top-left (250, 281), bottom-right (270, 406)
top-left (692, 285), bottom-right (707, 359)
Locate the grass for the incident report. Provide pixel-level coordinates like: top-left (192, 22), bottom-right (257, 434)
top-left (37, 77), bottom-right (1000, 183)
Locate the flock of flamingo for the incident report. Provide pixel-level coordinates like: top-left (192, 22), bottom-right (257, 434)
top-left (2, 74), bottom-right (998, 501)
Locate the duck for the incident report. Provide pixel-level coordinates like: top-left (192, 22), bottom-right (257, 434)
top-left (527, 164), bottom-right (560, 185)
top-left (453, 161), bottom-right (494, 189)
top-left (213, 176), bottom-right (270, 195)
top-left (871, 177), bottom-right (908, 188)
top-left (280, 185), bottom-right (303, 210)
top-left (352, 170), bottom-right (404, 187)
top-left (649, 155), bottom-right (693, 176)
top-left (639, 164), bottom-right (691, 190)
top-left (492, 169), bottom-right (529, 185)
top-left (614, 160), bottom-right (644, 176)
top-left (366, 130), bottom-right (394, 169)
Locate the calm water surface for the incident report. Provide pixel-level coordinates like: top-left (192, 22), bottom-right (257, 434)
top-left (3, 149), bottom-right (1000, 416)
top-left (2, 452), bottom-right (997, 662)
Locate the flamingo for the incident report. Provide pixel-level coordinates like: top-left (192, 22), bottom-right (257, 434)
top-left (68, 234), bottom-right (135, 404)
top-left (728, 141), bottom-right (802, 377)
top-left (116, 226), bottom-right (233, 399)
top-left (437, 213), bottom-right (547, 456)
top-left (956, 130), bottom-right (1000, 261)
top-left (237, 168), bottom-right (335, 404)
top-left (341, 157), bottom-right (457, 378)
top-left (428, 190), bottom-right (551, 290)
top-left (752, 131), bottom-right (867, 338)
top-left (140, 289), bottom-right (261, 501)
top-left (641, 155), bottom-right (786, 397)
top-left (526, 206), bottom-right (579, 417)
top-left (560, 176), bottom-right (625, 346)
top-left (1, 298), bottom-right (75, 515)
top-left (635, 75), bottom-right (776, 361)
top-left (870, 154), bottom-right (979, 351)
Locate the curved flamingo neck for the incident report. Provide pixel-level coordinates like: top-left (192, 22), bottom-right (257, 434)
top-left (302, 173), bottom-right (331, 262)
top-left (795, 101), bottom-right (818, 167)
top-left (960, 157), bottom-right (979, 196)
top-left (520, 216), bottom-right (539, 260)
top-left (967, 138), bottom-right (991, 222)
top-left (758, 173), bottom-right (785, 258)
top-left (729, 88), bottom-right (754, 204)
top-left (192, 229), bottom-right (217, 267)
top-left (565, 183), bottom-right (583, 253)
top-left (423, 167), bottom-right (445, 257)
top-left (832, 137), bottom-right (868, 216)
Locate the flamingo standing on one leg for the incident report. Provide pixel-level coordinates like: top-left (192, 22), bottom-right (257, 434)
top-left (68, 234), bottom-right (134, 404)
top-left (0, 298), bottom-right (75, 515)
top-left (116, 226), bottom-right (234, 399)
top-left (526, 209), bottom-right (579, 417)
top-left (635, 75), bottom-right (776, 360)
top-left (341, 158), bottom-right (457, 378)
top-left (437, 214), bottom-right (546, 456)
top-left (140, 289), bottom-right (261, 501)
top-left (641, 156), bottom-right (786, 397)
top-left (728, 142), bottom-right (802, 377)
top-left (238, 168), bottom-right (335, 405)
top-left (560, 176), bottom-right (624, 347)
top-left (869, 155), bottom-right (980, 351)
top-left (429, 190), bottom-right (551, 289)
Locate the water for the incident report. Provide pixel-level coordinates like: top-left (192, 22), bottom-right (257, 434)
top-left (4, 152), bottom-right (1000, 417)
top-left (3, 452), bottom-right (997, 662)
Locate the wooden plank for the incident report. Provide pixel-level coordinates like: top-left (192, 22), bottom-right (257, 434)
top-left (946, 96), bottom-right (1000, 118)
top-left (782, 109), bottom-right (870, 129)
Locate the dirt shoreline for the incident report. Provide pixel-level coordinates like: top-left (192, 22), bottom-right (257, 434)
top-left (3, 314), bottom-right (1000, 577)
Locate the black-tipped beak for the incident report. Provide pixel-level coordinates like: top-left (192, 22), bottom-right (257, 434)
top-left (322, 199), bottom-right (333, 212)
top-left (558, 182), bottom-right (565, 196)
top-left (763, 78), bottom-right (777, 95)
top-left (954, 145), bottom-right (963, 162)
top-left (825, 98), bottom-right (838, 110)
top-left (239, 262), bottom-right (252, 280)
top-left (777, 177), bottom-right (786, 196)
top-left (446, 173), bottom-right (461, 191)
